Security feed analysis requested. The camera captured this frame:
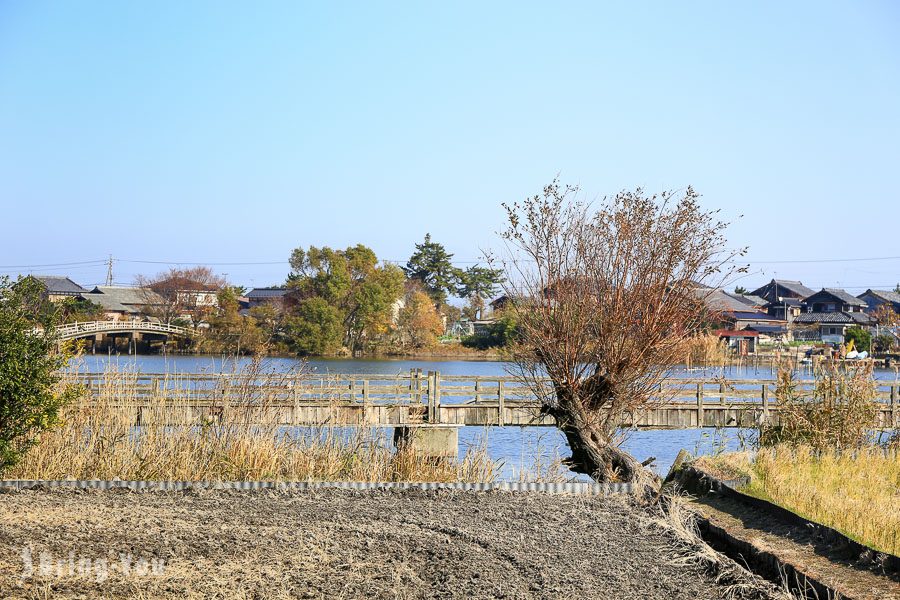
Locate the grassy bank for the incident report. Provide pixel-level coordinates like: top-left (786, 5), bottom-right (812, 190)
top-left (697, 446), bottom-right (900, 555)
top-left (4, 366), bottom-right (499, 483)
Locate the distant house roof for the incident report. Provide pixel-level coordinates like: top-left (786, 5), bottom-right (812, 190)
top-left (859, 289), bottom-right (900, 305)
top-left (31, 275), bottom-right (86, 295)
top-left (724, 292), bottom-right (767, 308)
top-left (702, 289), bottom-right (775, 315)
top-left (247, 287), bottom-right (289, 299)
top-left (806, 288), bottom-right (867, 308)
top-left (793, 311), bottom-right (873, 325)
top-left (745, 324), bottom-right (788, 335)
top-left (751, 279), bottom-right (815, 300)
top-left (716, 329), bottom-right (759, 338)
top-left (89, 286), bottom-right (165, 306)
top-left (728, 310), bottom-right (780, 322)
top-left (81, 292), bottom-right (136, 314)
top-left (489, 294), bottom-right (511, 309)
top-left (764, 298), bottom-right (803, 308)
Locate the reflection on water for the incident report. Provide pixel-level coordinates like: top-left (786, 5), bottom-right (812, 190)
top-left (69, 354), bottom-right (896, 479)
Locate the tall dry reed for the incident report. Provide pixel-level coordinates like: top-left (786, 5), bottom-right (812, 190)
top-left (5, 362), bottom-right (498, 483)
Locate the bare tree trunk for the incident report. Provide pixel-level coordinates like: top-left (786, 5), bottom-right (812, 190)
top-left (548, 381), bottom-right (658, 498)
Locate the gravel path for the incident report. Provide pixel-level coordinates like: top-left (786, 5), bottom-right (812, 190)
top-left (0, 488), bottom-right (775, 599)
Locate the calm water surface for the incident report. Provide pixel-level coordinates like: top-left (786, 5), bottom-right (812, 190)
top-left (72, 354), bottom-right (898, 480)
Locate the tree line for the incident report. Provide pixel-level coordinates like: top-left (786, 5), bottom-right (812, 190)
top-left (139, 235), bottom-right (506, 356)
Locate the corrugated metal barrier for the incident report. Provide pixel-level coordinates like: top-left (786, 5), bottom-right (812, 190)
top-left (0, 479), bottom-right (632, 494)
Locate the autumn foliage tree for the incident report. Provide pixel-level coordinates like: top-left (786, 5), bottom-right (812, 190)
top-left (497, 181), bottom-right (740, 489)
top-left (396, 284), bottom-right (444, 349)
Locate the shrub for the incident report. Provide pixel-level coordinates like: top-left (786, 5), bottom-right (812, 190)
top-left (0, 277), bottom-right (79, 472)
top-left (844, 326), bottom-right (871, 352)
top-left (461, 314), bottom-right (518, 349)
top-left (759, 361), bottom-right (877, 451)
top-left (873, 334), bottom-right (896, 353)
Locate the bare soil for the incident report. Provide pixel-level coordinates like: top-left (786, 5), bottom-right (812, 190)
top-left (0, 488), bottom-right (775, 599)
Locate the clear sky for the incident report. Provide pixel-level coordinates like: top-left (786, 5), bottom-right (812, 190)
top-left (1, 2), bottom-right (898, 293)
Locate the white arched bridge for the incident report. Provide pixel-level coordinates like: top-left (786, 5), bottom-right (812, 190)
top-left (55, 320), bottom-right (194, 341)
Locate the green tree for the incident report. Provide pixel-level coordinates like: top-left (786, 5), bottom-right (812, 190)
top-left (285, 297), bottom-right (344, 355)
top-left (457, 265), bottom-right (504, 319)
top-left (733, 285), bottom-right (748, 295)
top-left (0, 277), bottom-right (78, 471)
top-left (844, 326), bottom-right (872, 353)
top-left (58, 296), bottom-right (104, 323)
top-left (462, 314), bottom-right (518, 349)
top-left (286, 245), bottom-right (404, 354)
top-left (403, 234), bottom-right (460, 305)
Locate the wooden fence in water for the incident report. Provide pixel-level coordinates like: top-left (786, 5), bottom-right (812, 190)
top-left (70, 370), bottom-right (900, 429)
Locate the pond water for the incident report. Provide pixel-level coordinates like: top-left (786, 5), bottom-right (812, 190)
top-left (70, 354), bottom-right (898, 480)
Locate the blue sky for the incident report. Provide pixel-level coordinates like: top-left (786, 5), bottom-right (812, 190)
top-left (1, 2), bottom-right (898, 293)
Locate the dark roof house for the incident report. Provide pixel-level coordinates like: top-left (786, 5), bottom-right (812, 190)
top-left (27, 275), bottom-right (86, 298)
top-left (750, 279), bottom-right (815, 304)
top-left (857, 289), bottom-right (900, 314)
top-left (246, 287), bottom-right (289, 307)
top-left (803, 288), bottom-right (866, 313)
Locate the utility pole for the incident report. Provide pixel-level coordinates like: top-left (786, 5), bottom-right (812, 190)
top-left (106, 255), bottom-right (114, 286)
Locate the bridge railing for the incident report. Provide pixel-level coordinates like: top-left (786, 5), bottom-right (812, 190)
top-left (65, 370), bottom-right (899, 428)
top-left (55, 320), bottom-right (191, 340)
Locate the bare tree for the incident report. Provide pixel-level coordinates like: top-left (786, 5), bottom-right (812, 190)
top-left (496, 181), bottom-right (742, 490)
top-left (136, 267), bottom-right (226, 325)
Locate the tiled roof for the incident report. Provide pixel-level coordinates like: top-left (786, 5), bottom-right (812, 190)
top-left (701, 289), bottom-right (760, 312)
top-left (90, 286), bottom-right (165, 306)
top-left (247, 287), bottom-right (289, 299)
top-left (860, 289), bottom-right (900, 305)
top-left (746, 324), bottom-right (788, 334)
top-left (32, 276), bottom-right (86, 295)
top-left (751, 279), bottom-right (815, 299)
top-left (724, 292), bottom-right (767, 307)
top-left (793, 311), bottom-right (873, 325)
top-left (729, 310), bottom-right (780, 321)
top-left (81, 292), bottom-right (136, 314)
top-left (819, 288), bottom-right (867, 307)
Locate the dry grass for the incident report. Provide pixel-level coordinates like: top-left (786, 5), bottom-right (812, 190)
top-left (681, 334), bottom-right (728, 368)
top-left (4, 364), bottom-right (499, 483)
top-left (698, 446), bottom-right (900, 556)
top-left (650, 495), bottom-right (796, 600)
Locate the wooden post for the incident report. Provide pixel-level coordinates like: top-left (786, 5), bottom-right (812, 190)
top-left (426, 371), bottom-right (435, 422)
top-left (474, 379), bottom-right (481, 404)
top-left (696, 382), bottom-right (704, 428)
top-left (719, 381), bottom-right (726, 405)
top-left (891, 384), bottom-right (897, 428)
top-left (433, 371), bottom-right (442, 424)
top-left (292, 378), bottom-right (300, 425)
top-left (761, 383), bottom-right (769, 423)
top-left (362, 379), bottom-right (370, 425)
top-left (498, 380), bottom-right (505, 426)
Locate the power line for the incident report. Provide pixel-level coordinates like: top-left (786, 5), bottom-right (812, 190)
top-left (741, 255), bottom-right (900, 265)
top-left (118, 259), bottom-right (289, 266)
top-left (0, 259), bottom-right (107, 269)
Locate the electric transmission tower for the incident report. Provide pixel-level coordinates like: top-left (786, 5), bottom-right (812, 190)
top-left (106, 255), bottom-right (114, 286)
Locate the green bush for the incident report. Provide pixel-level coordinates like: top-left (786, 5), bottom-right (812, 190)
top-left (873, 334), bottom-right (896, 353)
top-left (0, 277), bottom-right (79, 471)
top-left (844, 326), bottom-right (871, 352)
top-left (461, 315), bottom-right (518, 349)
